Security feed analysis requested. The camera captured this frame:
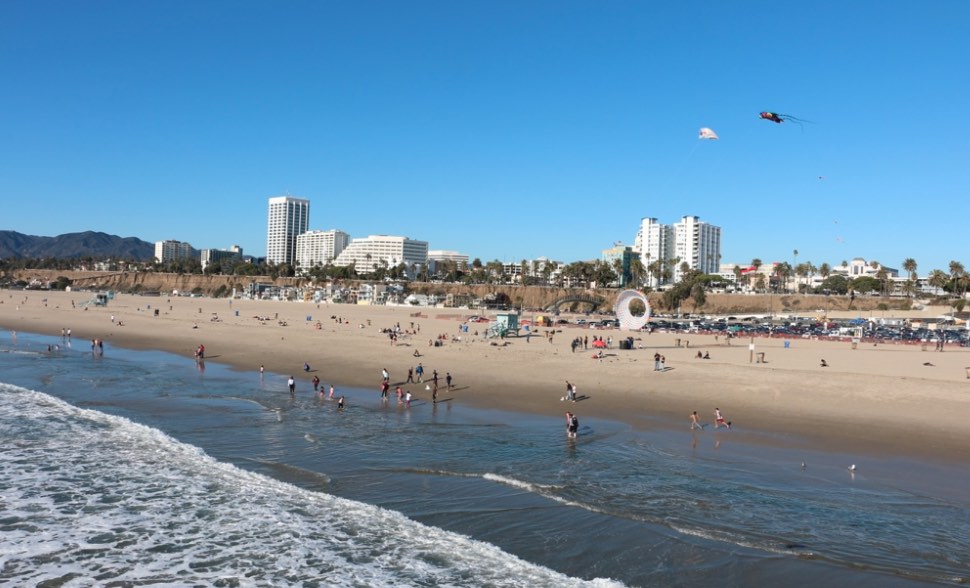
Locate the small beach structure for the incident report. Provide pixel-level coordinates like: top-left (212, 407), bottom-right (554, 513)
top-left (486, 312), bottom-right (521, 338)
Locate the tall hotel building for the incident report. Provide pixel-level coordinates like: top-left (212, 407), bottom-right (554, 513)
top-left (634, 215), bottom-right (721, 287)
top-left (266, 196), bottom-right (310, 266)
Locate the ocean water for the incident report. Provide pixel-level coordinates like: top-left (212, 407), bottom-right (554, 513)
top-left (1, 329), bottom-right (968, 587)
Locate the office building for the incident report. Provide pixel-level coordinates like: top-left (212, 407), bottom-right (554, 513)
top-left (201, 245), bottom-right (244, 271)
top-left (333, 235), bottom-right (429, 275)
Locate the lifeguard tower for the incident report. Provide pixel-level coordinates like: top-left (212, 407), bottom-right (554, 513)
top-left (79, 291), bottom-right (113, 308)
top-left (486, 312), bottom-right (521, 338)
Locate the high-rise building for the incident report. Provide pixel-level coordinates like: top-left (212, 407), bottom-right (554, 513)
top-left (672, 215), bottom-right (721, 282)
top-left (635, 218), bottom-right (675, 288)
top-left (266, 196), bottom-right (310, 266)
top-left (296, 230), bottom-right (350, 274)
top-left (154, 240), bottom-right (193, 264)
top-left (634, 215), bottom-right (720, 287)
top-left (333, 235), bottom-right (428, 275)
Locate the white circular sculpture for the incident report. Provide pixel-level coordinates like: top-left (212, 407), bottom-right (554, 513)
top-left (614, 289), bottom-right (650, 331)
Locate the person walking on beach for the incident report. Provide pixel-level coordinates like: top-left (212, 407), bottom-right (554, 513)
top-left (407, 366), bottom-right (414, 383)
top-left (714, 408), bottom-right (731, 429)
top-left (288, 376), bottom-right (296, 395)
top-left (565, 411), bottom-right (579, 438)
top-left (312, 376), bottom-right (320, 391)
top-left (382, 367), bottom-right (389, 382)
top-left (416, 363), bottom-right (424, 382)
top-left (690, 411), bottom-right (701, 430)
top-left (446, 372), bottom-right (453, 390)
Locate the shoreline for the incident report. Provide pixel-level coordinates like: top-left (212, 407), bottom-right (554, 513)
top-left (2, 290), bottom-right (969, 463)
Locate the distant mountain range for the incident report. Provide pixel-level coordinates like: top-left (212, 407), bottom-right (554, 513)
top-left (0, 231), bottom-right (155, 260)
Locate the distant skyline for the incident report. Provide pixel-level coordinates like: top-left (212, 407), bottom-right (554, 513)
top-left (2, 2), bottom-right (968, 273)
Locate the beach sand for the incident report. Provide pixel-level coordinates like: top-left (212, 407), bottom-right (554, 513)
top-left (3, 289), bottom-right (968, 460)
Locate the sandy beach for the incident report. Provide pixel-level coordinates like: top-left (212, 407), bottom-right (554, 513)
top-left (3, 289), bottom-right (969, 460)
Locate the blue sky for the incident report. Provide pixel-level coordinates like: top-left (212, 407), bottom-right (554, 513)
top-left (2, 1), bottom-right (968, 274)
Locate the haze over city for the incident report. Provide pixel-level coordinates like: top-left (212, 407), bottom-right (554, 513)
top-left (2, 2), bottom-right (968, 271)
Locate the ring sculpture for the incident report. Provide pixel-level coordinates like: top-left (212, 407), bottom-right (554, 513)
top-left (614, 289), bottom-right (650, 331)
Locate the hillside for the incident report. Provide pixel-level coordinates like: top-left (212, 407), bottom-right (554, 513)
top-left (0, 231), bottom-right (154, 260)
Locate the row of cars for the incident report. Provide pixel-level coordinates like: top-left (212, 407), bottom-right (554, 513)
top-left (468, 313), bottom-right (968, 345)
top-left (648, 318), bottom-right (970, 345)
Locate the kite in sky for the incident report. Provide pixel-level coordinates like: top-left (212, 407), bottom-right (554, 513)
top-left (698, 127), bottom-right (719, 140)
top-left (759, 111), bottom-right (811, 125)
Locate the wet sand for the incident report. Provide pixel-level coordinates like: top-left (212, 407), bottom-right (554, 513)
top-left (2, 289), bottom-right (969, 461)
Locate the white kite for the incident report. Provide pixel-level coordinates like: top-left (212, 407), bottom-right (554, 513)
top-left (698, 127), bottom-right (719, 140)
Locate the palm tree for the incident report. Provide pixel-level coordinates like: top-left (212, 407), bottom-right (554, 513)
top-left (875, 266), bottom-right (889, 296)
top-left (732, 264), bottom-right (743, 291)
top-left (750, 258), bottom-right (763, 291)
top-left (819, 262), bottom-right (831, 279)
top-left (949, 261), bottom-right (967, 297)
top-left (795, 263), bottom-right (809, 293)
top-left (902, 258), bottom-right (918, 298)
top-left (629, 256), bottom-right (645, 289)
top-left (927, 269), bottom-right (948, 294)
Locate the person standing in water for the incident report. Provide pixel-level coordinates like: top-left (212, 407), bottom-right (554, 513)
top-left (565, 411), bottom-right (579, 438)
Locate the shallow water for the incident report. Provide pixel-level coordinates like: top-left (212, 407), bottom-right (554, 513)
top-left (1, 329), bottom-right (967, 586)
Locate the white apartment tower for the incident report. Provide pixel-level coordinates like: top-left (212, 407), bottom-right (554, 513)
top-left (154, 240), bottom-right (193, 264)
top-left (266, 196), bottom-right (310, 266)
top-left (672, 215), bottom-right (721, 282)
top-left (296, 230), bottom-right (350, 274)
top-left (636, 218), bottom-right (675, 288)
top-left (635, 215), bottom-right (720, 287)
top-left (333, 235), bottom-right (429, 275)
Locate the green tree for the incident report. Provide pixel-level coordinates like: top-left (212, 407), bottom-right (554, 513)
top-left (927, 269), bottom-right (948, 294)
top-left (818, 274), bottom-right (849, 295)
top-left (902, 258), bottom-right (918, 298)
top-left (629, 256), bottom-right (645, 288)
